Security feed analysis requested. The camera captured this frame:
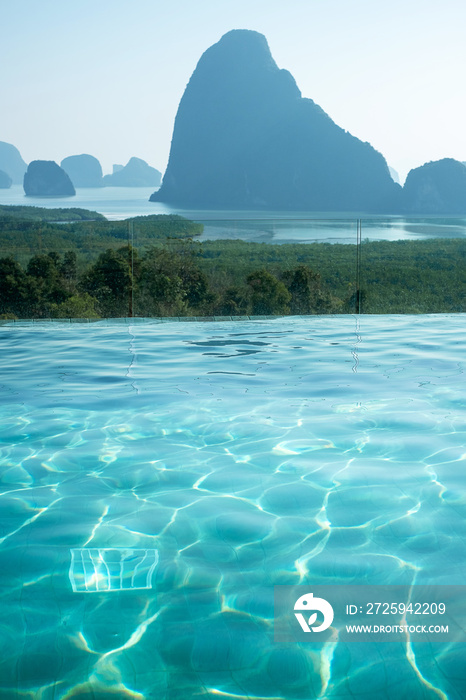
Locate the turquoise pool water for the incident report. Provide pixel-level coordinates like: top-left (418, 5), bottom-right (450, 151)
top-left (1, 314), bottom-right (465, 699)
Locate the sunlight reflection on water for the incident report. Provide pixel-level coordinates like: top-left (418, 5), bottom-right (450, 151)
top-left (0, 314), bottom-right (465, 699)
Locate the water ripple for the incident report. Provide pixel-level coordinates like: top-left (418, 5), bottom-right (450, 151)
top-left (0, 314), bottom-right (465, 699)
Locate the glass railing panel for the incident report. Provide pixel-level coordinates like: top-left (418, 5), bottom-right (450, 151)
top-left (131, 215), bottom-right (205, 318)
top-left (359, 218), bottom-right (466, 314)
top-left (131, 217), bottom-right (359, 317)
top-left (6, 212), bottom-right (463, 319)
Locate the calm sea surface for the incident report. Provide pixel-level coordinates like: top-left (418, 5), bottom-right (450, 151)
top-left (1, 184), bottom-right (466, 243)
top-left (1, 314), bottom-right (465, 698)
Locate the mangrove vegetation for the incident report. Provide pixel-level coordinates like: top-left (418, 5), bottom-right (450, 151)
top-left (0, 210), bottom-right (464, 319)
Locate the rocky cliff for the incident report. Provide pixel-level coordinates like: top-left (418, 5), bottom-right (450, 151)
top-left (0, 169), bottom-right (12, 188)
top-left (151, 30), bottom-right (400, 212)
top-left (61, 154), bottom-right (103, 187)
top-left (0, 141), bottom-right (27, 184)
top-left (103, 157), bottom-right (162, 187)
top-left (23, 161), bottom-right (76, 196)
top-left (402, 159), bottom-right (466, 214)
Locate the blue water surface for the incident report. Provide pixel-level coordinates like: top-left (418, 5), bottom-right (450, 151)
top-left (0, 314), bottom-right (465, 699)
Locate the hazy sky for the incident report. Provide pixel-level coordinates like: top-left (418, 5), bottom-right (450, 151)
top-left (2, 0), bottom-right (465, 182)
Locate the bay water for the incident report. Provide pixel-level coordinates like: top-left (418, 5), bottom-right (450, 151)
top-left (1, 184), bottom-right (466, 244)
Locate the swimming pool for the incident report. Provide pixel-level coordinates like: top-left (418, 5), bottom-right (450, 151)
top-left (1, 314), bottom-right (465, 699)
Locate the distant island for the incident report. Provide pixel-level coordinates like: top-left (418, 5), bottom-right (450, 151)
top-left (0, 141), bottom-right (163, 192)
top-left (0, 170), bottom-right (12, 189)
top-left (23, 160), bottom-right (76, 197)
top-left (402, 158), bottom-right (466, 214)
top-left (103, 157), bottom-right (162, 187)
top-left (151, 29), bottom-right (466, 215)
top-left (151, 29), bottom-right (401, 212)
top-left (0, 141), bottom-right (27, 185)
top-left (61, 154), bottom-right (104, 188)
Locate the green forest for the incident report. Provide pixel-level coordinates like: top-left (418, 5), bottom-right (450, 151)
top-left (0, 208), bottom-right (464, 319)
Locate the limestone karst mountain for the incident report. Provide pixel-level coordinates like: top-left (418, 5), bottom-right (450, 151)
top-left (0, 141), bottom-right (27, 184)
top-left (61, 154), bottom-right (104, 187)
top-left (103, 157), bottom-right (162, 187)
top-left (151, 29), bottom-right (401, 212)
top-left (23, 161), bottom-right (76, 196)
top-left (0, 169), bottom-right (12, 188)
top-left (402, 158), bottom-right (466, 214)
